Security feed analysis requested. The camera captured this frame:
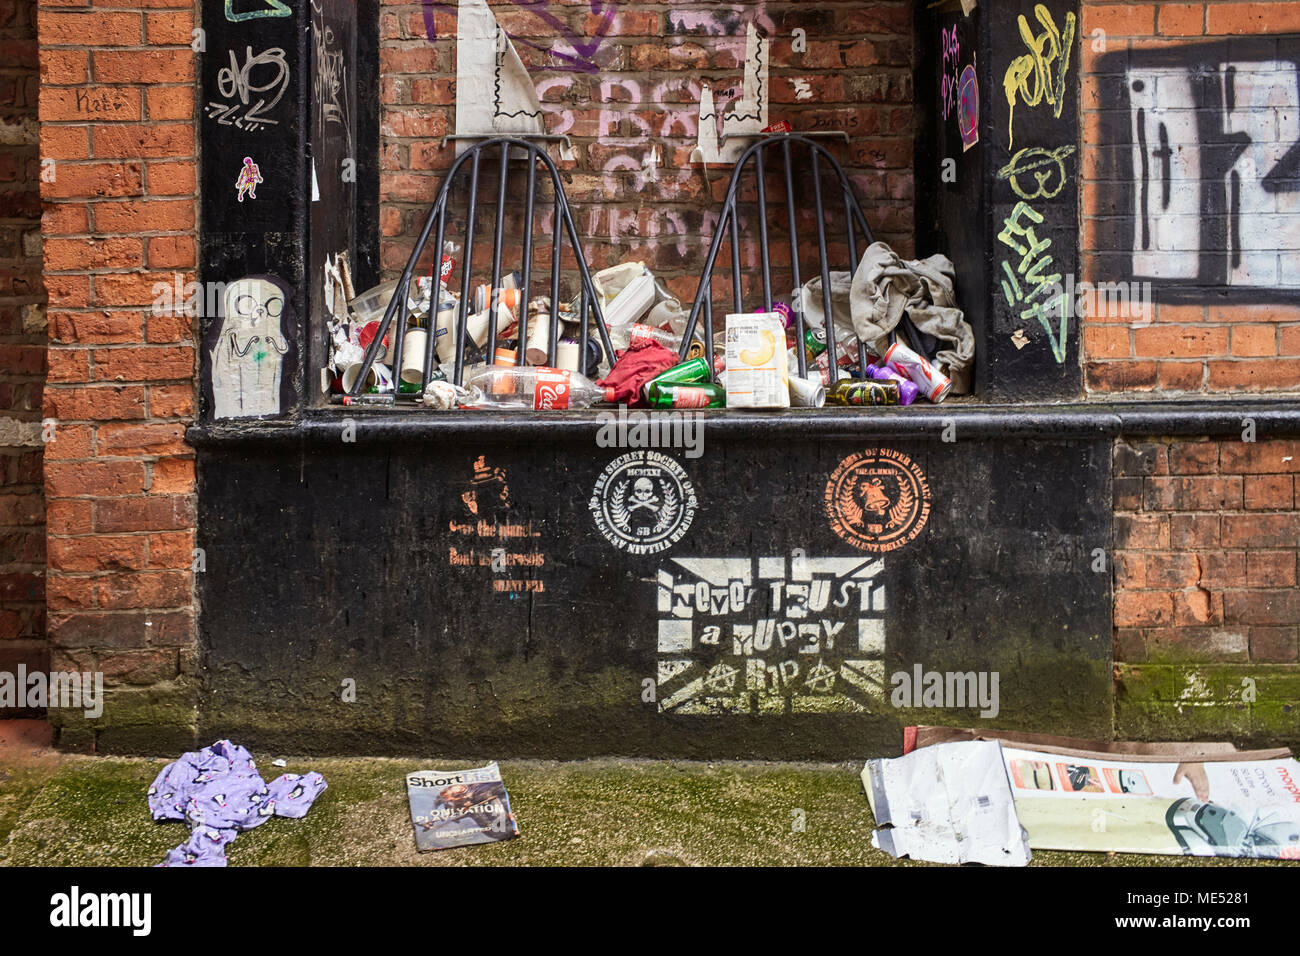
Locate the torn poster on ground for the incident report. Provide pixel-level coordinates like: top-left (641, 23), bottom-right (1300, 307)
top-left (862, 739), bottom-right (1031, 866)
top-left (910, 727), bottom-right (1300, 860)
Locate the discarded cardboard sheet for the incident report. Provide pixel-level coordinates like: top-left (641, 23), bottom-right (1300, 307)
top-left (908, 727), bottom-right (1300, 860)
top-left (864, 740), bottom-right (1032, 866)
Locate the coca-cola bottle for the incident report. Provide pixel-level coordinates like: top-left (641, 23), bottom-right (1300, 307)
top-left (464, 365), bottom-right (614, 410)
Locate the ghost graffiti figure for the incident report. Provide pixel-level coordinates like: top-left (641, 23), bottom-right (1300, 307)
top-left (235, 156), bottom-right (263, 201)
top-left (212, 277), bottom-right (288, 418)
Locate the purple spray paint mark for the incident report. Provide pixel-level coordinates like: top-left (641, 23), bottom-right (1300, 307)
top-left (422, 0), bottom-right (618, 74)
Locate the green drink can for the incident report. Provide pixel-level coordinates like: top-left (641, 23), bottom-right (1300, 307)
top-left (804, 327), bottom-right (828, 362)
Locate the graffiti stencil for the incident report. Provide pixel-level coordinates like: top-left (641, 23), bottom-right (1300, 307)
top-left (824, 449), bottom-right (932, 553)
top-left (654, 556), bottom-right (888, 715)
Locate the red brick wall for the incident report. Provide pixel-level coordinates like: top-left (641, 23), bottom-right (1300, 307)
top-left (1081, 1), bottom-right (1300, 395)
top-left (0, 0), bottom-right (47, 695)
top-left (1113, 437), bottom-right (1300, 738)
top-left (36, 0), bottom-right (198, 747)
top-left (378, 0), bottom-right (915, 303)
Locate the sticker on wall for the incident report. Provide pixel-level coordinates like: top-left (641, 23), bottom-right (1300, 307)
top-left (958, 64), bottom-right (979, 151)
top-left (824, 449), bottom-right (931, 552)
top-left (589, 451), bottom-right (698, 555)
top-left (654, 555), bottom-right (888, 715)
top-left (235, 156), bottom-right (264, 202)
top-left (211, 276), bottom-right (290, 419)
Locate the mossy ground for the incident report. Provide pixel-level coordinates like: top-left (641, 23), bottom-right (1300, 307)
top-left (0, 749), bottom-right (1283, 866)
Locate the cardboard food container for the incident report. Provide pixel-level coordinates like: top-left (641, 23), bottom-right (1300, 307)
top-left (724, 312), bottom-right (790, 409)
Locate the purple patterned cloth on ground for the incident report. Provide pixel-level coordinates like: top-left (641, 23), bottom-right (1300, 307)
top-left (148, 739), bottom-right (327, 867)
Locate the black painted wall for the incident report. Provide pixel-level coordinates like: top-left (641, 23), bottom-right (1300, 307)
top-left (916, 0), bottom-right (1081, 401)
top-left (194, 420), bottom-right (1112, 758)
top-left (199, 0), bottom-right (376, 420)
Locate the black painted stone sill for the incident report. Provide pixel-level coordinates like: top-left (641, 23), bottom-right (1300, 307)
top-left (187, 398), bottom-right (1300, 446)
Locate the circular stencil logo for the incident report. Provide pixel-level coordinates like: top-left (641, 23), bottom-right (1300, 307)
top-left (824, 448), bottom-right (931, 552)
top-left (590, 451), bottom-right (698, 555)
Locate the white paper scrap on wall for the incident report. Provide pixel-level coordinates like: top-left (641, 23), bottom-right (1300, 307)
top-left (692, 22), bottom-right (769, 164)
top-left (455, 0), bottom-right (545, 152)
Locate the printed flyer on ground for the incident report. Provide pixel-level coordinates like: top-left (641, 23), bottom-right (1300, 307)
top-left (406, 762), bottom-right (520, 852)
top-left (1001, 746), bottom-right (1300, 859)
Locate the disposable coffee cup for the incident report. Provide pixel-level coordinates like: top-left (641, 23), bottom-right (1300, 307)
top-left (555, 340), bottom-right (581, 371)
top-left (341, 360), bottom-right (395, 395)
top-left (435, 304), bottom-right (497, 364)
top-left (525, 312), bottom-right (554, 365)
top-left (789, 373), bottom-right (826, 408)
top-left (401, 329), bottom-right (429, 385)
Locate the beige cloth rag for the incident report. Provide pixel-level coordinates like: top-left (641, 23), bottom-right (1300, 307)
top-left (801, 241), bottom-right (975, 394)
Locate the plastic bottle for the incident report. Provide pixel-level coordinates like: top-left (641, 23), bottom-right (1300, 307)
top-left (609, 321), bottom-right (684, 353)
top-left (464, 365), bottom-right (614, 410)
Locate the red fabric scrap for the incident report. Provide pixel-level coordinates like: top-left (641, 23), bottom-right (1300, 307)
top-left (597, 340), bottom-right (680, 407)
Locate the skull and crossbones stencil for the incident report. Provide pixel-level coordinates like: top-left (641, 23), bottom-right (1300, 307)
top-left (627, 477), bottom-right (661, 514)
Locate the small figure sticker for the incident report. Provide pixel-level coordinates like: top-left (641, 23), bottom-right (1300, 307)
top-left (235, 156), bottom-right (263, 202)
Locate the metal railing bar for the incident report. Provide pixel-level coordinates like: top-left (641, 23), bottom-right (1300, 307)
top-left (440, 131), bottom-right (574, 154)
top-left (422, 201), bottom-right (448, 385)
top-left (486, 140), bottom-right (511, 365)
top-left (516, 146), bottom-right (538, 367)
top-left (555, 188), bottom-right (614, 364)
top-left (811, 147), bottom-right (839, 383)
top-left (754, 148), bottom-right (773, 313)
top-left (453, 148), bottom-right (482, 386)
top-left (547, 193), bottom-right (562, 366)
top-left (677, 199), bottom-right (735, 362)
top-left (728, 195), bottom-right (742, 315)
top-left (782, 138), bottom-right (807, 379)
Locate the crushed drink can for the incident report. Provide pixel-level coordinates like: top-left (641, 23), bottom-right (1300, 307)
top-left (865, 363), bottom-right (919, 406)
top-left (882, 341), bottom-right (952, 403)
top-left (825, 380), bottom-right (900, 406)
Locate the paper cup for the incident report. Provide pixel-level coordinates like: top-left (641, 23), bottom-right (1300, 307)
top-left (341, 360), bottom-right (395, 395)
top-left (400, 329), bottom-right (429, 385)
top-left (434, 304), bottom-right (498, 363)
top-left (555, 340), bottom-right (581, 372)
top-left (525, 312), bottom-right (554, 365)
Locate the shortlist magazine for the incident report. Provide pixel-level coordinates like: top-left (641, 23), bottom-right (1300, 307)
top-left (406, 762), bottom-right (520, 851)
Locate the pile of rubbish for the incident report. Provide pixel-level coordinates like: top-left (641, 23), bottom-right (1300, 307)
top-left (325, 240), bottom-right (975, 412)
top-left (864, 727), bottom-right (1300, 866)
